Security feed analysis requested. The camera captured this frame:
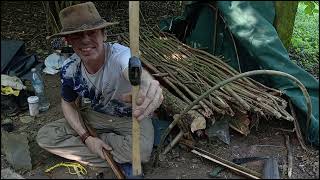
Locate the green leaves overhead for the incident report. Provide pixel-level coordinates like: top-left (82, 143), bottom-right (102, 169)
top-left (302, 1), bottom-right (319, 15)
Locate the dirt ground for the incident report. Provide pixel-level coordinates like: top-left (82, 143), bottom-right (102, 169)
top-left (1, 1), bottom-right (319, 179)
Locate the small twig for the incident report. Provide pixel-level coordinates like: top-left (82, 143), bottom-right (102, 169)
top-left (163, 130), bottom-right (184, 155)
top-left (285, 135), bottom-right (293, 178)
top-left (252, 144), bottom-right (285, 148)
top-left (288, 100), bottom-right (309, 152)
top-left (152, 73), bottom-right (169, 77)
top-left (268, 95), bottom-right (294, 121)
top-left (107, 33), bottom-right (125, 37)
top-left (224, 85), bottom-right (251, 111)
top-left (212, 5), bottom-right (218, 54)
top-left (191, 105), bottom-right (201, 110)
top-left (107, 40), bottom-right (118, 44)
top-left (272, 127), bottom-right (295, 133)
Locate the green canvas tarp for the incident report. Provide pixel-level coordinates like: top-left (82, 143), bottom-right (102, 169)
top-left (160, 1), bottom-right (319, 146)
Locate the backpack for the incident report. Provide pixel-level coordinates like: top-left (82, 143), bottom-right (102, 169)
top-left (1, 40), bottom-right (39, 78)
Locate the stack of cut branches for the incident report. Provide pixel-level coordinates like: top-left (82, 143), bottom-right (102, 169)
top-left (119, 28), bottom-right (294, 135)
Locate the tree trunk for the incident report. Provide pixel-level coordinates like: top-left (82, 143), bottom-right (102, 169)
top-left (274, 1), bottom-right (299, 49)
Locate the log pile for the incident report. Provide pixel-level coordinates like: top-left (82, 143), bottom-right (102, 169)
top-left (119, 28), bottom-right (294, 135)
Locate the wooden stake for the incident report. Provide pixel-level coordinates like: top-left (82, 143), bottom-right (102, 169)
top-left (129, 1), bottom-right (142, 176)
top-left (129, 1), bottom-right (139, 57)
top-left (285, 135), bottom-right (293, 178)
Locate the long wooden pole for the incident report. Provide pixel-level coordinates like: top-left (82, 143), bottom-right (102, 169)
top-left (179, 139), bottom-right (262, 179)
top-left (129, 1), bottom-right (142, 176)
top-left (191, 149), bottom-right (261, 179)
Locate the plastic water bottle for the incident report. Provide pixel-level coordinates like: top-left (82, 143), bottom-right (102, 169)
top-left (31, 68), bottom-right (50, 112)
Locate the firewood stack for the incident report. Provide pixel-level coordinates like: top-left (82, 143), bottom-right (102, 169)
top-left (119, 28), bottom-right (293, 136)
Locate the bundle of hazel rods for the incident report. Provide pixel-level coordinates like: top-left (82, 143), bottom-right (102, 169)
top-left (120, 29), bottom-right (294, 124)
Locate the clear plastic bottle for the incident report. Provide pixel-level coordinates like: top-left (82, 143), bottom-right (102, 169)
top-left (31, 68), bottom-right (50, 112)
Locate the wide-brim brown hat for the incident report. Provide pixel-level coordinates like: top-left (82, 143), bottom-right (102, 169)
top-left (47, 1), bottom-right (118, 39)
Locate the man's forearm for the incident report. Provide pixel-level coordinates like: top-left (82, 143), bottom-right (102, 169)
top-left (61, 98), bottom-right (87, 136)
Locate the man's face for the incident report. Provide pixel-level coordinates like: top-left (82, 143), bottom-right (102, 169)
top-left (65, 29), bottom-right (105, 62)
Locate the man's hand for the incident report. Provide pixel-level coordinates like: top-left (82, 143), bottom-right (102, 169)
top-left (122, 68), bottom-right (164, 121)
top-left (134, 79), bottom-right (163, 120)
top-left (85, 136), bottom-right (112, 160)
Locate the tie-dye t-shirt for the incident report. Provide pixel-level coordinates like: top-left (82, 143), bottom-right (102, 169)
top-left (60, 43), bottom-right (133, 117)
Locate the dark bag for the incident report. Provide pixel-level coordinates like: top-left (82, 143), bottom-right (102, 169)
top-left (1, 40), bottom-right (39, 78)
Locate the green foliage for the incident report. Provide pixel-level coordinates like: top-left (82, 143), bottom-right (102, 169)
top-left (302, 1), bottom-right (319, 15)
top-left (291, 2), bottom-right (319, 76)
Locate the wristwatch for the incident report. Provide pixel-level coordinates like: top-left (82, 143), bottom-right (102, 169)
top-left (80, 131), bottom-right (91, 143)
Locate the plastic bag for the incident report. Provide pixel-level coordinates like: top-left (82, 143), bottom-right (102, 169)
top-left (1, 74), bottom-right (26, 90)
top-left (43, 52), bottom-right (66, 75)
